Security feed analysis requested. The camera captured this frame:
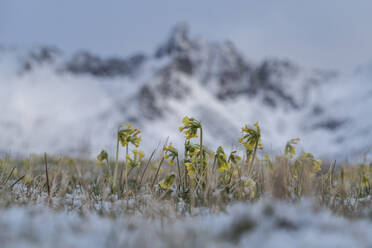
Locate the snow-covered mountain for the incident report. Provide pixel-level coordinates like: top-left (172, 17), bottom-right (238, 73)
top-left (1, 24), bottom-right (371, 160)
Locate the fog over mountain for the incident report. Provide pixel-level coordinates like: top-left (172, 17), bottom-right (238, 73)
top-left (1, 24), bottom-right (371, 160)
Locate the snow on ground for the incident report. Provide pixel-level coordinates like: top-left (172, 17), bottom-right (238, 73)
top-left (0, 200), bottom-right (371, 248)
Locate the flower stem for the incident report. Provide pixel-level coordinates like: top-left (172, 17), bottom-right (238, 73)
top-left (125, 144), bottom-right (129, 192)
top-left (248, 137), bottom-right (259, 177)
top-left (113, 134), bottom-right (120, 191)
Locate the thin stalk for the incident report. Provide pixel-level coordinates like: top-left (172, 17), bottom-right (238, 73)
top-left (10, 175), bottom-right (25, 189)
top-left (176, 156), bottom-right (182, 192)
top-left (199, 125), bottom-right (205, 189)
top-left (260, 165), bottom-right (265, 196)
top-left (138, 149), bottom-right (156, 185)
top-left (226, 157), bottom-right (232, 186)
top-left (119, 161), bottom-right (124, 192)
top-left (211, 155), bottom-right (217, 172)
top-left (248, 137), bottom-right (259, 177)
top-left (2, 167), bottom-right (15, 185)
top-left (113, 134), bottom-right (120, 190)
top-left (125, 144), bottom-right (129, 192)
top-left (184, 162), bottom-right (188, 190)
top-left (151, 157), bottom-right (165, 189)
top-left (105, 159), bottom-right (112, 179)
top-left (199, 126), bottom-right (203, 171)
top-left (297, 165), bottom-right (304, 198)
top-left (127, 166), bottom-right (135, 178)
top-left (329, 160), bottom-right (336, 189)
top-left (227, 169), bottom-right (233, 186)
top-left (151, 138), bottom-right (169, 190)
top-left (44, 153), bottom-right (50, 198)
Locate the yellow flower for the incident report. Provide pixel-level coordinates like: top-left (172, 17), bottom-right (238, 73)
top-left (163, 143), bottom-right (179, 165)
top-left (97, 150), bottom-right (108, 164)
top-left (238, 122), bottom-right (263, 152)
top-left (159, 173), bottom-right (176, 190)
top-left (217, 162), bottom-right (231, 173)
top-left (285, 138), bottom-right (300, 159)
top-left (215, 146), bottom-right (231, 173)
top-left (294, 152), bottom-right (322, 178)
top-left (229, 151), bottom-right (241, 164)
top-left (139, 151), bottom-right (145, 158)
top-left (182, 116), bottom-right (191, 126)
top-left (118, 123), bottom-right (142, 148)
top-left (361, 174), bottom-right (370, 187)
top-left (179, 116), bottom-right (201, 139)
top-left (184, 162), bottom-right (196, 177)
top-left (185, 162), bottom-right (192, 168)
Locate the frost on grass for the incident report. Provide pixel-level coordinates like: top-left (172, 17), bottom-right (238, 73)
top-left (0, 200), bottom-right (371, 248)
top-left (0, 114), bottom-right (371, 247)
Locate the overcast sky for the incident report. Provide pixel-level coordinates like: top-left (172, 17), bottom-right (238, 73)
top-left (1, 0), bottom-right (372, 73)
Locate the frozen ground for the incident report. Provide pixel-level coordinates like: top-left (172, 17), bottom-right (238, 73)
top-left (0, 200), bottom-right (371, 248)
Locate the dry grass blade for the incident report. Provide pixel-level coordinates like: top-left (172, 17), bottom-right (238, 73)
top-left (44, 153), bottom-right (50, 197)
top-left (138, 149), bottom-right (156, 186)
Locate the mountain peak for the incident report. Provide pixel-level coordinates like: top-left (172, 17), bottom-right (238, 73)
top-left (155, 23), bottom-right (194, 58)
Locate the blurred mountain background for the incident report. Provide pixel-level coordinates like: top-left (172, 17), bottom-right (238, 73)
top-left (1, 1), bottom-right (371, 160)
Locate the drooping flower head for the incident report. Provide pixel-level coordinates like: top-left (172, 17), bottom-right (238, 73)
top-left (163, 143), bottom-right (178, 165)
top-left (228, 150), bottom-right (242, 165)
top-left (97, 150), bottom-right (108, 164)
top-left (238, 122), bottom-right (263, 152)
top-left (159, 173), bottom-right (176, 190)
top-left (294, 152), bottom-right (322, 178)
top-left (285, 138), bottom-right (300, 159)
top-left (179, 116), bottom-right (201, 140)
top-left (118, 124), bottom-right (142, 148)
top-left (215, 146), bottom-right (231, 173)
